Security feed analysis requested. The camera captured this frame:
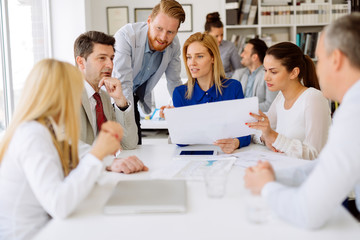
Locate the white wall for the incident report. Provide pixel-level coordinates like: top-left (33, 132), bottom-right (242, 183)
top-left (50, 0), bottom-right (87, 63)
top-left (49, 0), bottom-right (224, 109)
top-left (87, 0), bottom-right (224, 77)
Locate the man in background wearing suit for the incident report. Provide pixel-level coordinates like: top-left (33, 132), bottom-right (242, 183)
top-left (232, 38), bottom-right (278, 112)
top-left (112, 0), bottom-right (185, 144)
top-left (74, 31), bottom-right (147, 174)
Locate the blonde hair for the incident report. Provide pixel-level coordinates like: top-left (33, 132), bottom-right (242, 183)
top-left (0, 59), bottom-right (84, 176)
top-left (183, 32), bottom-right (226, 99)
top-left (151, 0), bottom-right (185, 28)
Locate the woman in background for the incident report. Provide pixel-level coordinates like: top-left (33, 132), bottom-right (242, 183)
top-left (0, 59), bottom-right (125, 240)
top-left (205, 12), bottom-right (242, 78)
top-left (172, 32), bottom-right (250, 154)
top-left (246, 42), bottom-right (331, 160)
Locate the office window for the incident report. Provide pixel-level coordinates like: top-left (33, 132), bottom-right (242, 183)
top-left (0, 62), bottom-right (5, 133)
top-left (0, 0), bottom-right (50, 136)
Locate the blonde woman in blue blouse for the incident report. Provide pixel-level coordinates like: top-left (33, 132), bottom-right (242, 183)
top-left (172, 32), bottom-right (250, 153)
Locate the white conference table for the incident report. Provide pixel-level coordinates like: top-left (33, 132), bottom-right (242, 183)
top-left (34, 143), bottom-right (360, 240)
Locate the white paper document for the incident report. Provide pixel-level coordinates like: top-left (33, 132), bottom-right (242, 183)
top-left (165, 97), bottom-right (259, 144)
top-left (231, 150), bottom-right (311, 170)
top-left (151, 157), bottom-right (236, 181)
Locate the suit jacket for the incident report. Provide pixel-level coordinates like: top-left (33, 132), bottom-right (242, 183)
top-left (112, 22), bottom-right (183, 114)
top-left (80, 89), bottom-right (138, 150)
top-left (232, 66), bottom-right (278, 112)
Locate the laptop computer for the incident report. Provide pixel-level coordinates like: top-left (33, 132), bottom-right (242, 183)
top-left (103, 180), bottom-right (187, 215)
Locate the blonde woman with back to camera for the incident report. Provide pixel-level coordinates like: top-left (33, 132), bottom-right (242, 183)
top-left (0, 59), bottom-right (124, 240)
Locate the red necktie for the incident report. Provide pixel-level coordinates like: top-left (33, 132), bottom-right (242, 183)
top-left (93, 92), bottom-right (107, 132)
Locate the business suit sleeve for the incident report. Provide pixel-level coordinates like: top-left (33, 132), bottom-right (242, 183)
top-left (80, 92), bottom-right (96, 145)
top-left (165, 37), bottom-right (183, 98)
top-left (274, 161), bottom-right (317, 187)
top-left (231, 68), bottom-right (246, 81)
top-left (113, 103), bottom-right (138, 150)
top-left (112, 28), bottom-right (135, 106)
top-left (101, 90), bottom-right (138, 150)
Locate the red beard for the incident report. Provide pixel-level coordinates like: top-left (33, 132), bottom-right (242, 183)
top-left (148, 32), bottom-right (169, 52)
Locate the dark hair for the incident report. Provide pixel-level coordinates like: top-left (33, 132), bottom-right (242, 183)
top-left (266, 42), bottom-right (320, 90)
top-left (151, 0), bottom-right (185, 28)
top-left (204, 12), bottom-right (223, 32)
top-left (74, 31), bottom-right (115, 61)
top-left (248, 38), bottom-right (268, 64)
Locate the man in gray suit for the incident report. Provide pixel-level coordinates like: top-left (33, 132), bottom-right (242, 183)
top-left (232, 38), bottom-right (278, 112)
top-left (112, 0), bottom-right (185, 144)
top-left (74, 31), bottom-right (147, 174)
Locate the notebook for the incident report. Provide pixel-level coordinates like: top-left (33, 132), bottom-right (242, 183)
top-left (103, 180), bottom-right (187, 215)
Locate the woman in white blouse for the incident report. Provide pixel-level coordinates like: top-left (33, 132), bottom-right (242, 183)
top-left (246, 42), bottom-right (331, 160)
top-left (0, 59), bottom-right (124, 240)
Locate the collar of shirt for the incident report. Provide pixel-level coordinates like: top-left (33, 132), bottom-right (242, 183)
top-left (84, 80), bottom-right (96, 100)
top-left (145, 37), bottom-right (153, 54)
top-left (84, 80), bottom-right (98, 135)
top-left (246, 65), bottom-right (263, 76)
top-left (342, 79), bottom-right (360, 105)
top-left (193, 80), bottom-right (218, 102)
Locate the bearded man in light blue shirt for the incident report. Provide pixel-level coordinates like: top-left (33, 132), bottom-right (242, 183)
top-left (112, 0), bottom-right (185, 144)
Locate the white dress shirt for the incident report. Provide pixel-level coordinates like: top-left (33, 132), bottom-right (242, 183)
top-left (0, 121), bottom-right (103, 240)
top-left (254, 87), bottom-right (331, 160)
top-left (262, 80), bottom-right (360, 229)
top-left (84, 80), bottom-right (98, 136)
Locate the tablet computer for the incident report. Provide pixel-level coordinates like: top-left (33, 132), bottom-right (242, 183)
top-left (174, 149), bottom-right (218, 160)
top-left (178, 150), bottom-right (217, 156)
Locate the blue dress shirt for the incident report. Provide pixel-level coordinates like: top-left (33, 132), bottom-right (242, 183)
top-left (172, 78), bottom-right (251, 148)
top-left (244, 66), bottom-right (262, 98)
top-left (133, 37), bottom-right (164, 93)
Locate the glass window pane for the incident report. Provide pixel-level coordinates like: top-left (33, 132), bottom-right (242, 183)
top-left (0, 63), bottom-right (5, 134)
top-left (7, 0), bottom-right (48, 108)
